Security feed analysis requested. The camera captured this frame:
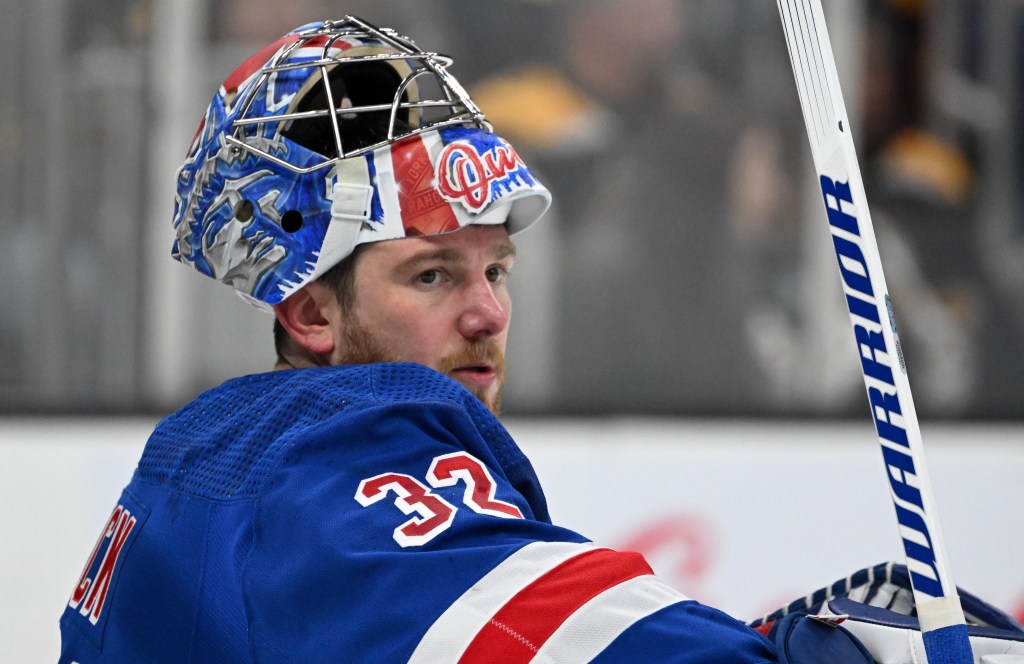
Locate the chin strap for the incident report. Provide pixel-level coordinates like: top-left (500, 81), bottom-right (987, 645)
top-left (322, 154), bottom-right (374, 268)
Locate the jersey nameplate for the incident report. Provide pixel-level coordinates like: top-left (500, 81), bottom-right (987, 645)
top-left (63, 490), bottom-right (149, 648)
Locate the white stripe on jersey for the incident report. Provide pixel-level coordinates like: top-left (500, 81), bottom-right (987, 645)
top-left (407, 541), bottom-right (600, 663)
top-left (531, 574), bottom-right (690, 663)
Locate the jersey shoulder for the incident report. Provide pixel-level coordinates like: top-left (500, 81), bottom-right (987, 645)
top-left (133, 362), bottom-right (507, 501)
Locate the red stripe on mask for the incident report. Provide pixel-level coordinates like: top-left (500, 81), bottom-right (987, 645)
top-left (392, 136), bottom-right (460, 236)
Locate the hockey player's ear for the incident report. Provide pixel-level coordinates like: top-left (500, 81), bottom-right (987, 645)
top-left (273, 283), bottom-right (341, 363)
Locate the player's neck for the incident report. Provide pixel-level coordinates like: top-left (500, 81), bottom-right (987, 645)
top-left (273, 346), bottom-right (326, 371)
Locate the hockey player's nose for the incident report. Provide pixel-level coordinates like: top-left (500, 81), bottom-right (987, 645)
top-left (457, 280), bottom-right (509, 341)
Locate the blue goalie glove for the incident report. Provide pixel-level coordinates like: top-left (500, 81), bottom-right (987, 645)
top-left (750, 562), bottom-right (1024, 663)
top-left (758, 611), bottom-right (874, 663)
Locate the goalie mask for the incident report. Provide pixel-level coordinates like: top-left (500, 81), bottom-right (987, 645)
top-left (172, 16), bottom-right (551, 309)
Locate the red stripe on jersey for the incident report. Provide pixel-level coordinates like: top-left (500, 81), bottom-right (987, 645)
top-left (391, 136), bottom-right (460, 236)
top-left (457, 548), bottom-right (654, 663)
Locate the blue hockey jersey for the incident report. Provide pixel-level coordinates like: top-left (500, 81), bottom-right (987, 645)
top-left (59, 363), bottom-right (777, 663)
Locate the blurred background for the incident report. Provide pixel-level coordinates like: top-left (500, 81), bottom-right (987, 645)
top-left (3, 0), bottom-right (1023, 419)
top-left (3, 0), bottom-right (1024, 660)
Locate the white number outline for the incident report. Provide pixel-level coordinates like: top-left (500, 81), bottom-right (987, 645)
top-left (355, 472), bottom-right (458, 548)
top-left (355, 453), bottom-right (524, 546)
top-left (427, 452), bottom-right (525, 519)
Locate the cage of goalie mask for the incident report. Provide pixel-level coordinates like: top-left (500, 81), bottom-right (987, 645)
top-left (172, 16), bottom-right (551, 309)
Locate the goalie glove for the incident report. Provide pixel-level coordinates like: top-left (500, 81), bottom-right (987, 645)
top-left (756, 609), bottom-right (873, 663)
top-left (750, 562), bottom-right (1024, 663)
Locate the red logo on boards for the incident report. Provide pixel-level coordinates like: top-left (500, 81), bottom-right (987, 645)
top-left (68, 504), bottom-right (137, 625)
top-left (435, 139), bottom-right (526, 213)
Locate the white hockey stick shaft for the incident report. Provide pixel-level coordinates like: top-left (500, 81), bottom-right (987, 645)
top-left (775, 1), bottom-right (973, 662)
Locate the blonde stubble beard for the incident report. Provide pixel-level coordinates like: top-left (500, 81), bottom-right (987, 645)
top-left (336, 316), bottom-right (506, 416)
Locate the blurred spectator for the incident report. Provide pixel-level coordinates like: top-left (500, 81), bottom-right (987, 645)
top-left (869, 130), bottom-right (981, 414)
top-left (473, 0), bottom-right (777, 414)
top-left (826, 0), bottom-right (1024, 418)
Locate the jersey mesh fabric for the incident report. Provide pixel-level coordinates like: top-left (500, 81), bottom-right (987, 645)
top-left (134, 363), bottom-right (525, 501)
top-left (370, 363), bottom-right (524, 471)
top-left (136, 367), bottom-right (367, 499)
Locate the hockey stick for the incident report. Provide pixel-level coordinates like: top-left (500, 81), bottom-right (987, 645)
top-left (774, 1), bottom-right (974, 662)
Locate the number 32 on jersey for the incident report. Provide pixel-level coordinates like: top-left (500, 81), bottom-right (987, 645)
top-left (355, 452), bottom-right (524, 547)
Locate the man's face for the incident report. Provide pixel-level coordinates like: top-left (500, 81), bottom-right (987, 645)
top-left (331, 224), bottom-right (515, 414)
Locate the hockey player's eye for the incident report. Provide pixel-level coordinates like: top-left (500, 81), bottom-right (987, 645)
top-left (416, 269), bottom-right (442, 285)
top-left (486, 266), bottom-right (508, 284)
